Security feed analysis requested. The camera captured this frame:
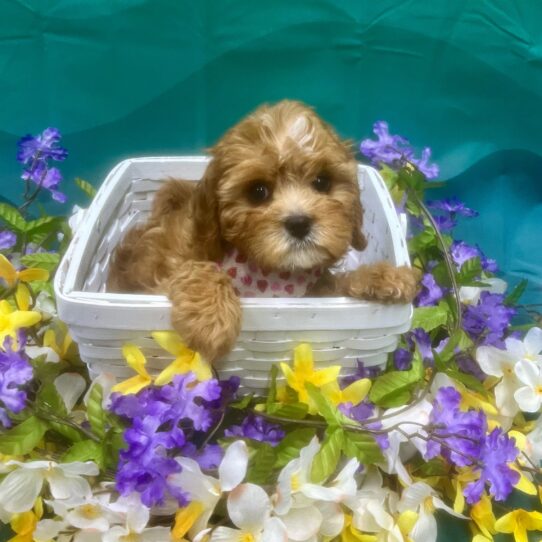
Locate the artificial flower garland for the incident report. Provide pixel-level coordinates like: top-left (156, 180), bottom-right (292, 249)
top-left (0, 125), bottom-right (540, 542)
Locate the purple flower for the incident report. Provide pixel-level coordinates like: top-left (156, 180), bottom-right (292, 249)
top-left (463, 428), bottom-right (520, 504)
top-left (394, 348), bottom-right (413, 370)
top-left (181, 442), bottom-right (224, 470)
top-left (433, 214), bottom-right (457, 232)
top-left (0, 336), bottom-right (33, 427)
top-left (415, 273), bottom-right (445, 307)
top-left (110, 373), bottom-right (232, 507)
top-left (360, 121), bottom-right (414, 167)
top-left (341, 360), bottom-right (382, 387)
top-left (0, 231), bottom-right (16, 250)
top-left (425, 387), bottom-right (486, 467)
top-left (411, 147), bottom-right (439, 179)
top-left (451, 241), bottom-right (481, 270)
top-left (463, 292), bottom-right (515, 346)
top-left (22, 162), bottom-right (67, 204)
top-left (427, 198), bottom-right (478, 218)
top-left (456, 353), bottom-right (487, 381)
top-left (225, 414), bottom-right (285, 447)
top-left (17, 127), bottom-right (68, 164)
top-left (339, 400), bottom-right (389, 450)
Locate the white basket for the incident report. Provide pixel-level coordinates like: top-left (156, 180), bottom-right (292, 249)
top-left (54, 157), bottom-right (412, 393)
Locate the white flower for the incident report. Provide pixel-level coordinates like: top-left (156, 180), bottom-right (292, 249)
top-left (514, 359), bottom-right (542, 412)
top-left (170, 440), bottom-right (249, 536)
top-left (275, 437), bottom-right (359, 516)
top-left (525, 414), bottom-right (542, 465)
top-left (34, 519), bottom-right (68, 541)
top-left (210, 483), bottom-right (287, 542)
top-left (459, 277), bottom-right (507, 305)
top-left (0, 460), bottom-right (98, 514)
top-left (54, 373), bottom-right (87, 412)
top-left (398, 482), bottom-right (466, 542)
top-left (477, 328), bottom-right (542, 416)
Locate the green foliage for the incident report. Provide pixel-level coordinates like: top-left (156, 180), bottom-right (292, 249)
top-left (0, 203), bottom-right (27, 232)
top-left (369, 354), bottom-right (424, 407)
top-left (20, 252), bottom-right (60, 272)
top-left (342, 431), bottom-right (383, 464)
top-left (63, 440), bottom-right (104, 465)
top-left (0, 416), bottom-right (48, 455)
top-left (267, 402), bottom-right (308, 420)
top-left (505, 279), bottom-right (528, 306)
top-left (87, 384), bottom-right (106, 439)
top-left (311, 428), bottom-right (344, 483)
top-left (411, 302), bottom-right (449, 332)
top-left (247, 442), bottom-right (277, 485)
top-left (274, 428), bottom-right (318, 468)
top-left (305, 384), bottom-right (351, 427)
top-left (75, 177), bottom-right (97, 198)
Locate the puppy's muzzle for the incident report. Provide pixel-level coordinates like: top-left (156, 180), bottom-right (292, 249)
top-left (284, 214), bottom-right (312, 239)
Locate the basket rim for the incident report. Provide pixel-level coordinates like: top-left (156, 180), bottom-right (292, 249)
top-left (54, 156), bottom-right (411, 312)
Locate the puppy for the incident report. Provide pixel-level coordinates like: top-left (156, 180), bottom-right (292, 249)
top-left (108, 100), bottom-right (419, 362)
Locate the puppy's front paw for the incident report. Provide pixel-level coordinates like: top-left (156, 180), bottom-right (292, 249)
top-left (167, 261), bottom-right (242, 363)
top-left (346, 262), bottom-right (420, 304)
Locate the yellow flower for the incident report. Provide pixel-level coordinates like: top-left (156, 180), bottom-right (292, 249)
top-left (112, 337), bottom-right (212, 395)
top-left (172, 501), bottom-right (205, 541)
top-left (495, 509), bottom-right (542, 542)
top-left (0, 254), bottom-right (49, 287)
top-left (341, 514), bottom-right (377, 542)
top-left (470, 494), bottom-right (496, 538)
top-left (280, 344), bottom-right (341, 411)
top-left (320, 378), bottom-right (371, 407)
top-left (43, 327), bottom-right (72, 360)
top-left (8, 498), bottom-right (42, 542)
top-left (152, 331), bottom-right (212, 383)
top-left (0, 300), bottom-right (41, 344)
top-left (506, 430), bottom-right (538, 496)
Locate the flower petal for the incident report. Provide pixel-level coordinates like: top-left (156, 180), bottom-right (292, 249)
top-left (111, 375), bottom-right (150, 395)
top-left (54, 373), bottom-right (86, 412)
top-left (524, 327), bottom-right (542, 356)
top-left (173, 501), bottom-right (205, 539)
top-left (410, 510), bottom-right (437, 542)
top-left (15, 283), bottom-right (31, 311)
top-left (262, 517), bottom-right (288, 542)
top-left (227, 483), bottom-right (271, 530)
top-left (0, 254), bottom-right (16, 285)
top-left (281, 505), bottom-right (323, 541)
top-left (514, 386), bottom-right (542, 413)
top-left (219, 440), bottom-right (248, 491)
top-left (514, 360), bottom-right (540, 386)
top-left (152, 331), bottom-right (192, 357)
top-left (47, 470), bottom-right (92, 500)
top-left (121, 344), bottom-right (151, 379)
top-left (18, 268), bottom-right (49, 283)
top-left (341, 379), bottom-right (371, 405)
top-left (209, 526), bottom-right (243, 542)
top-left (0, 467), bottom-right (44, 513)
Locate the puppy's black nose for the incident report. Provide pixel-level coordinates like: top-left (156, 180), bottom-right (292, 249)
top-left (285, 215), bottom-right (312, 239)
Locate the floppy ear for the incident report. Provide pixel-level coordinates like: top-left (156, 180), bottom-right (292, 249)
top-left (351, 188), bottom-right (368, 251)
top-left (191, 159), bottom-right (224, 260)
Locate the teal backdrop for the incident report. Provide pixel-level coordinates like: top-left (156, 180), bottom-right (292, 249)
top-left (1, 0), bottom-right (541, 308)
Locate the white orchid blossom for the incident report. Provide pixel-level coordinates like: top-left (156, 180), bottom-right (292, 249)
top-left (0, 460), bottom-right (99, 514)
top-left (514, 359), bottom-right (542, 412)
top-left (477, 327), bottom-right (542, 416)
top-left (210, 483), bottom-right (287, 542)
top-left (171, 440), bottom-right (249, 537)
top-left (398, 482), bottom-right (466, 542)
top-left (459, 277), bottom-right (507, 305)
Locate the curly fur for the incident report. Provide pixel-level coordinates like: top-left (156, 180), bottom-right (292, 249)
top-left (108, 100), bottom-right (419, 362)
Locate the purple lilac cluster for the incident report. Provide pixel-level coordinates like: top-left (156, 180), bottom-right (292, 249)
top-left (360, 121), bottom-right (439, 179)
top-left (426, 387), bottom-right (519, 503)
top-left (450, 241), bottom-right (498, 273)
top-left (426, 198), bottom-right (478, 232)
top-left (462, 292), bottom-right (515, 347)
top-left (415, 273), bottom-right (445, 307)
top-left (109, 373), bottom-right (239, 507)
top-left (0, 231), bottom-right (16, 250)
top-left (17, 127), bottom-right (68, 203)
top-left (393, 328), bottom-right (447, 370)
top-left (0, 335), bottom-right (33, 427)
top-left (225, 414), bottom-right (285, 446)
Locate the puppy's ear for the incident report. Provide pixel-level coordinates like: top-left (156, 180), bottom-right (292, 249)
top-left (351, 191), bottom-right (368, 251)
top-left (192, 159), bottom-right (223, 259)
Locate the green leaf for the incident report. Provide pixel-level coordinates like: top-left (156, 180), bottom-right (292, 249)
top-left (438, 329), bottom-right (473, 363)
top-left (411, 302), bottom-right (449, 332)
top-left (413, 457), bottom-right (449, 476)
top-left (505, 279), bottom-right (528, 306)
top-left (444, 366), bottom-right (488, 396)
top-left (63, 440), bottom-right (104, 465)
top-left (369, 355), bottom-right (424, 407)
top-left (87, 384), bottom-right (106, 438)
top-left (457, 258), bottom-right (482, 285)
top-left (0, 416), bottom-right (48, 455)
top-left (267, 402), bottom-right (308, 420)
top-left (230, 394), bottom-right (253, 410)
top-left (75, 177), bottom-right (97, 198)
top-left (47, 420), bottom-right (84, 443)
top-left (311, 428), bottom-right (344, 483)
top-left (343, 431), bottom-right (383, 464)
top-left (274, 428), bottom-right (317, 468)
top-left (247, 443), bottom-right (277, 485)
top-left (0, 203), bottom-right (27, 232)
top-left (37, 383), bottom-right (67, 416)
top-left (20, 252), bottom-right (60, 272)
top-left (266, 365), bottom-right (278, 410)
top-left (408, 228), bottom-right (436, 254)
top-left (305, 383), bottom-right (352, 427)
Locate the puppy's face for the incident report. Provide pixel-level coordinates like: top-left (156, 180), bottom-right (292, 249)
top-left (210, 101), bottom-right (364, 271)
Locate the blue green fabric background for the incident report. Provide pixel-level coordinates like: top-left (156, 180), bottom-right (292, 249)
top-left (1, 0), bottom-right (541, 307)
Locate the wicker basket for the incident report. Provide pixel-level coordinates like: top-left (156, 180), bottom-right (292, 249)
top-left (54, 157), bottom-right (412, 393)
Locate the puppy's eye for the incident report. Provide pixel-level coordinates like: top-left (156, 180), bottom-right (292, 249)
top-left (247, 182), bottom-right (272, 205)
top-left (312, 175), bottom-right (331, 193)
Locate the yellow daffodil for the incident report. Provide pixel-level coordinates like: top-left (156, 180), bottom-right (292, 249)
top-left (43, 328), bottom-right (72, 359)
top-left (0, 300), bottom-right (41, 344)
top-left (470, 494), bottom-right (496, 538)
top-left (152, 331), bottom-right (212, 383)
top-left (112, 337), bottom-right (212, 395)
top-left (172, 501), bottom-right (205, 541)
top-left (495, 509), bottom-right (542, 542)
top-left (0, 254), bottom-right (49, 287)
top-left (321, 378), bottom-right (371, 407)
top-left (280, 344), bottom-right (341, 411)
top-left (341, 514), bottom-right (377, 542)
top-left (8, 498), bottom-right (42, 542)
